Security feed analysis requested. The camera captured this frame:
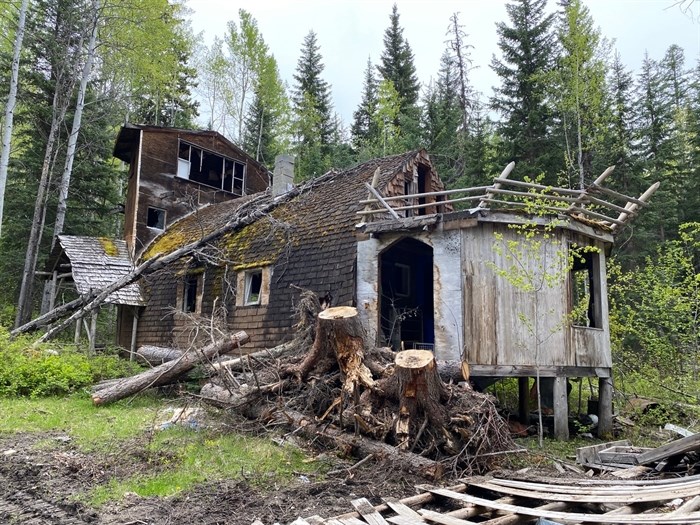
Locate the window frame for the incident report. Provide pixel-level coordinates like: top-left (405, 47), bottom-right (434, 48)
top-left (244, 269), bottom-right (263, 306)
top-left (569, 246), bottom-right (603, 329)
top-left (146, 206), bottom-right (166, 230)
top-left (180, 271), bottom-right (204, 315)
top-left (176, 140), bottom-right (246, 196)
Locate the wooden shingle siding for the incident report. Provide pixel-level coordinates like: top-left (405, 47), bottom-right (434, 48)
top-left (134, 150), bottom-right (437, 353)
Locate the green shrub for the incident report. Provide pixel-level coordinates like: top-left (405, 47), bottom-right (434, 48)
top-left (0, 328), bottom-right (143, 397)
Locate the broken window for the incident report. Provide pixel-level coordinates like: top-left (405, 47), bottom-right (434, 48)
top-left (147, 207), bottom-right (166, 230)
top-left (182, 274), bottom-right (200, 313)
top-left (244, 270), bottom-right (263, 305)
top-left (570, 247), bottom-right (601, 328)
top-left (176, 140), bottom-right (246, 195)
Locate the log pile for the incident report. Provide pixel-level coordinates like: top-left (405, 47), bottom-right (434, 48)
top-left (197, 301), bottom-right (515, 478)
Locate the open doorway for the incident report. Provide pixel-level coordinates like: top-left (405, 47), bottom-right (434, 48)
top-left (379, 237), bottom-right (434, 350)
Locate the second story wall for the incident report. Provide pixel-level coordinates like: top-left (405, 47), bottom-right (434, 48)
top-left (115, 125), bottom-right (269, 257)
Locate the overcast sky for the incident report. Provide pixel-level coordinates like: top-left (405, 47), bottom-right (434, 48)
top-left (185, 0), bottom-right (700, 125)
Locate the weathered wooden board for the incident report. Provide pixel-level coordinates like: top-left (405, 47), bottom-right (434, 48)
top-left (428, 487), bottom-right (700, 523)
top-left (637, 433), bottom-right (700, 465)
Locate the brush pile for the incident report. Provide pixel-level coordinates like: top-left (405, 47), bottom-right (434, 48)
top-left (197, 290), bottom-right (516, 479)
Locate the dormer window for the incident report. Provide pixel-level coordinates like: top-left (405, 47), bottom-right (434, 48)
top-left (177, 140), bottom-right (245, 196)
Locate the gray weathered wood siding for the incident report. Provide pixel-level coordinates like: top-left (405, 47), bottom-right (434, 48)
top-left (461, 221), bottom-right (609, 371)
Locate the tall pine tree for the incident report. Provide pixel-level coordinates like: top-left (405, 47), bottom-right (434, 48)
top-left (351, 57), bottom-right (379, 155)
top-left (490, 0), bottom-right (558, 180)
top-left (377, 3), bottom-right (421, 148)
top-left (292, 30), bottom-right (335, 179)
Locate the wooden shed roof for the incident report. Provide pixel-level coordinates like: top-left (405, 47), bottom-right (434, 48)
top-left (50, 235), bottom-right (144, 306)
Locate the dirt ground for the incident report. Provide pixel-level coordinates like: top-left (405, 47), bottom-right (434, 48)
top-left (0, 422), bottom-right (434, 525)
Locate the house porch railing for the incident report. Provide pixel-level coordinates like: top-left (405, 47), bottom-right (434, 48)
top-left (357, 162), bottom-right (659, 232)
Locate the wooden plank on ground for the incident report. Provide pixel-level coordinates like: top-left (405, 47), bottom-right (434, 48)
top-left (481, 476), bottom-right (700, 495)
top-left (332, 483), bottom-right (468, 523)
top-left (383, 498), bottom-right (423, 519)
top-left (576, 440), bottom-right (630, 465)
top-left (467, 479), bottom-right (700, 504)
top-left (637, 433), bottom-right (700, 465)
top-left (387, 516), bottom-right (428, 525)
top-left (479, 502), bottom-right (569, 525)
top-left (427, 487), bottom-right (700, 523)
top-left (341, 518), bottom-right (371, 525)
top-left (353, 498), bottom-right (390, 525)
top-left (417, 509), bottom-right (480, 525)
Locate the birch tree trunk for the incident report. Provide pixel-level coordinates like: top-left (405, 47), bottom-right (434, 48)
top-left (14, 90), bottom-right (71, 327)
top-left (0, 0), bottom-right (30, 239)
top-left (51, 0), bottom-right (100, 244)
top-left (40, 0), bottom-right (102, 315)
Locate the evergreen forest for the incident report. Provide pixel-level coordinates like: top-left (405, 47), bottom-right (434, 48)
top-left (0, 0), bottom-right (698, 404)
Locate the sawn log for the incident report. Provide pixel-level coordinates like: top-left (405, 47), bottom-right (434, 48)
top-left (92, 331), bottom-right (249, 406)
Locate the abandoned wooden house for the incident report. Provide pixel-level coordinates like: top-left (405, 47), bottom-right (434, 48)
top-left (43, 124), bottom-right (659, 440)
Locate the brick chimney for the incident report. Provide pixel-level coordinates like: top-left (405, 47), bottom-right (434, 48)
top-left (272, 154), bottom-right (295, 197)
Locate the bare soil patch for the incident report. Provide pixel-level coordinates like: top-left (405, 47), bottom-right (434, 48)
top-left (0, 422), bottom-right (429, 525)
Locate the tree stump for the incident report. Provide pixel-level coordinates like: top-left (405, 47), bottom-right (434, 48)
top-left (394, 349), bottom-right (448, 450)
top-left (291, 306), bottom-right (374, 394)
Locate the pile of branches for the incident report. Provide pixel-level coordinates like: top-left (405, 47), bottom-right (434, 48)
top-left (197, 291), bottom-right (516, 479)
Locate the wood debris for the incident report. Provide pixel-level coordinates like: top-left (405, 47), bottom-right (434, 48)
top-left (577, 433), bottom-right (700, 476)
top-left (290, 475), bottom-right (700, 524)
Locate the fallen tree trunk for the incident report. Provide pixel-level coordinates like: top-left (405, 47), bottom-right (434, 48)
top-left (92, 331), bottom-right (249, 405)
top-left (14, 173), bottom-right (333, 339)
top-left (134, 345), bottom-right (184, 366)
top-left (199, 383), bottom-right (443, 479)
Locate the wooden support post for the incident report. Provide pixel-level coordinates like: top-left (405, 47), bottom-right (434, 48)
top-left (518, 377), bottom-right (530, 424)
top-left (48, 271), bottom-right (58, 312)
top-left (598, 376), bottom-right (613, 438)
top-left (553, 376), bottom-right (569, 440)
top-left (129, 308), bottom-right (139, 361)
top-left (74, 317), bottom-right (81, 344)
top-left (89, 309), bottom-right (97, 354)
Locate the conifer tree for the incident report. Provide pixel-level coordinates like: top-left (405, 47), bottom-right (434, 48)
top-left (490, 0), bottom-right (558, 180)
top-left (377, 3), bottom-right (421, 148)
top-left (351, 57), bottom-right (379, 153)
top-left (422, 49), bottom-right (462, 186)
top-left (292, 30), bottom-right (335, 178)
top-left (378, 4), bottom-right (420, 109)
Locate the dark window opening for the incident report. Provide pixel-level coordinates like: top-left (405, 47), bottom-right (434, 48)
top-left (245, 270), bottom-right (262, 305)
top-left (147, 207), bottom-right (165, 230)
top-left (570, 248), bottom-right (601, 328)
top-left (177, 140), bottom-right (246, 195)
top-left (183, 274), bottom-right (199, 313)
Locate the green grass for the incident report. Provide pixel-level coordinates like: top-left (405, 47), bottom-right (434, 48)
top-left (0, 393), bottom-right (326, 507)
top-left (0, 394), bottom-right (162, 450)
top-left (88, 428), bottom-right (322, 506)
